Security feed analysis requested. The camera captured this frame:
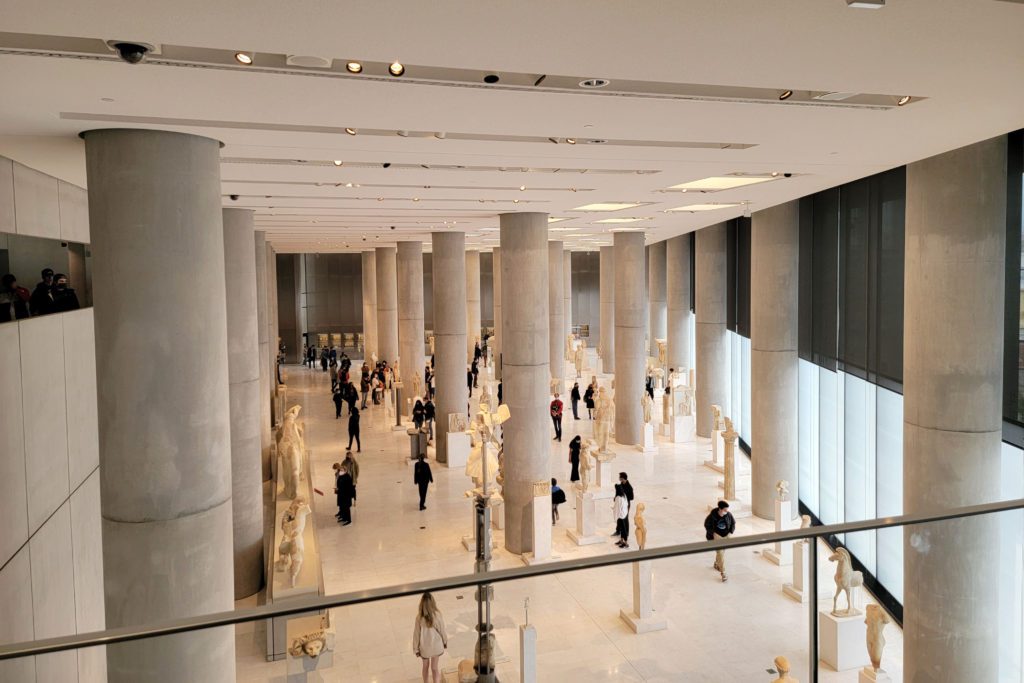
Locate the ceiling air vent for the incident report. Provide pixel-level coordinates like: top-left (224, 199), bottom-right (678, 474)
top-left (286, 55), bottom-right (332, 68)
top-left (813, 92), bottom-right (859, 101)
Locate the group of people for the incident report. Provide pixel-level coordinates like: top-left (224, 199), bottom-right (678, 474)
top-left (568, 380), bottom-right (598, 420)
top-left (1, 267), bottom-right (80, 322)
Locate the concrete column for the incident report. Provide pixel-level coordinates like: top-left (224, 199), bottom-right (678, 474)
top-left (221, 208), bottom-right (264, 598)
top-left (563, 250), bottom-right (572, 340)
top-left (548, 241), bottom-right (565, 382)
top-left (361, 251), bottom-right (378, 361)
top-left (397, 241), bottom-right (425, 394)
top-left (466, 250), bottom-right (481, 360)
top-left (432, 232), bottom-right (468, 463)
top-left (499, 212), bottom-right (549, 553)
top-left (254, 230), bottom-right (272, 479)
top-left (750, 202), bottom-right (799, 520)
top-left (493, 247), bottom-right (502, 380)
top-left (903, 136), bottom-right (1005, 681)
top-left (599, 246), bottom-right (615, 374)
top-left (268, 245), bottom-right (280, 424)
top-left (666, 234), bottom-right (692, 375)
top-left (648, 240), bottom-right (667, 357)
top-left (375, 246), bottom-right (399, 364)
top-left (614, 232), bottom-right (646, 445)
top-left (83, 129), bottom-right (235, 682)
top-left (695, 222), bottom-right (730, 438)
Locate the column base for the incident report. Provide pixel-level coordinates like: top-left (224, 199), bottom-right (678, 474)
top-left (619, 609), bottom-right (667, 634)
top-left (566, 528), bottom-right (605, 546)
top-left (522, 552), bottom-right (561, 566)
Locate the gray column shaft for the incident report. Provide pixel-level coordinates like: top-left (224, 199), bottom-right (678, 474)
top-left (614, 232), bottom-right (646, 445)
top-left (500, 213), bottom-right (550, 553)
top-left (666, 234), bottom-right (692, 373)
top-left (599, 246), bottom-right (615, 374)
top-left (548, 242), bottom-right (565, 381)
top-left (361, 251), bottom-right (378, 361)
top-left (431, 233), bottom-right (468, 463)
top-left (903, 137), bottom-right (1005, 681)
top-left (563, 250), bottom-right (572, 339)
top-left (84, 129), bottom-right (235, 682)
top-left (493, 248), bottom-right (502, 380)
top-left (397, 242), bottom-right (425, 394)
top-left (375, 247), bottom-right (399, 363)
top-left (222, 209), bottom-right (265, 598)
top-left (254, 230), bottom-right (272, 479)
top-left (466, 251), bottom-right (481, 360)
top-left (750, 202), bottom-right (799, 520)
top-left (695, 223), bottom-right (730, 437)
top-left (648, 240), bottom-right (667, 356)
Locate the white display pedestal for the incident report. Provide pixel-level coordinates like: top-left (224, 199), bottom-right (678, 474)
top-left (445, 431), bottom-right (471, 468)
top-left (566, 491), bottom-right (604, 545)
top-left (592, 457), bottom-right (615, 499)
top-left (491, 499), bottom-right (505, 530)
top-left (523, 492), bottom-right (555, 565)
top-left (763, 500), bottom-right (793, 566)
top-left (519, 624), bottom-right (537, 683)
top-left (638, 423), bottom-right (657, 454)
top-left (671, 415), bottom-right (694, 444)
top-left (859, 668), bottom-right (892, 683)
top-left (704, 428), bottom-right (724, 472)
top-left (619, 561), bottom-right (667, 634)
top-left (820, 610), bottom-right (869, 672)
top-left (783, 540), bottom-right (832, 603)
top-left (286, 615), bottom-right (335, 682)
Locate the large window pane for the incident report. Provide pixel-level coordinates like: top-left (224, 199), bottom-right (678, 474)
top-left (839, 179), bottom-right (870, 375)
top-left (741, 335), bottom-right (751, 444)
top-left (729, 331), bottom-right (742, 436)
top-left (875, 386), bottom-right (904, 603)
top-left (998, 443), bottom-right (1023, 682)
top-left (818, 367), bottom-right (841, 525)
top-left (798, 359), bottom-right (819, 516)
top-left (843, 374), bottom-right (876, 573)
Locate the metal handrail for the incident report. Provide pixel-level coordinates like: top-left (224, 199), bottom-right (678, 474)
top-left (1, 497), bottom-right (1021, 661)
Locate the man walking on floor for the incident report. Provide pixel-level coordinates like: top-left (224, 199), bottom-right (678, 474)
top-left (414, 453), bottom-right (433, 511)
top-left (550, 393), bottom-right (564, 442)
top-left (704, 500), bottom-right (736, 582)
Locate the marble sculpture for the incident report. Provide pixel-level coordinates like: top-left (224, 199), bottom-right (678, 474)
top-left (829, 547), bottom-right (864, 616)
top-left (275, 497), bottom-right (311, 587)
top-left (634, 502), bottom-right (647, 550)
top-left (657, 339), bottom-right (667, 365)
top-left (678, 384), bottom-right (694, 417)
top-left (772, 655), bottom-right (798, 682)
top-left (594, 387), bottom-right (615, 454)
top-left (776, 480), bottom-right (790, 502)
top-left (864, 604), bottom-right (891, 672)
top-left (574, 343), bottom-right (585, 377)
top-left (641, 392), bottom-right (653, 424)
top-left (565, 334), bottom-right (575, 361)
top-left (576, 439), bottom-right (594, 493)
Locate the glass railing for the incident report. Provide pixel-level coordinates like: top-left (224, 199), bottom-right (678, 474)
top-left (1, 498), bottom-right (1021, 681)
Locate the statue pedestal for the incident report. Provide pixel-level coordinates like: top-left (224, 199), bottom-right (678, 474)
top-left (285, 615), bottom-right (335, 682)
top-left (704, 428), bottom-right (724, 472)
top-left (592, 457), bottom-right (615, 499)
top-left (763, 500), bottom-right (793, 565)
top-left (445, 431), bottom-right (471, 468)
top-left (820, 610), bottom-right (869, 671)
top-left (783, 540), bottom-right (832, 603)
top-left (407, 428), bottom-right (428, 460)
top-left (522, 491), bottom-right (554, 565)
top-left (637, 423), bottom-right (657, 454)
top-left (567, 491), bottom-right (605, 546)
top-left (671, 415), bottom-right (694, 443)
top-left (519, 624), bottom-right (537, 683)
top-left (859, 667), bottom-right (892, 683)
top-left (619, 561), bottom-right (667, 634)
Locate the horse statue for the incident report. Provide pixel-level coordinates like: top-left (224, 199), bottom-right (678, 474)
top-left (828, 547), bottom-right (863, 616)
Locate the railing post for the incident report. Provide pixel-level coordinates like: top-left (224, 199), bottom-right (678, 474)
top-left (808, 536), bottom-right (818, 683)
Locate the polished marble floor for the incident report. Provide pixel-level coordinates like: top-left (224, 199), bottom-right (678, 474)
top-left (236, 352), bottom-right (903, 682)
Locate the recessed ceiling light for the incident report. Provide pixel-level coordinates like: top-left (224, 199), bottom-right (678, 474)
top-left (513, 199), bottom-right (520, 204)
top-left (666, 203), bottom-right (743, 212)
top-left (778, 90), bottom-right (793, 101)
top-left (771, 171), bottom-right (779, 177)
top-left (234, 52), bottom-right (254, 65)
top-left (519, 185), bottom-right (526, 191)
top-left (377, 197), bottom-right (384, 202)
top-left (579, 78), bottom-right (610, 88)
top-left (346, 61), bottom-right (363, 74)
top-left (846, 0), bottom-right (885, 7)
top-left (434, 132), bottom-right (447, 140)
top-left (413, 197), bottom-right (420, 202)
top-left (897, 95), bottom-right (911, 106)
top-left (345, 128), bottom-right (357, 135)
top-left (668, 175), bottom-right (777, 192)
top-left (571, 202), bottom-right (644, 212)
top-left (566, 138), bottom-right (577, 145)
top-left (333, 160), bottom-right (343, 166)
top-left (595, 217), bottom-right (651, 224)
top-left (389, 62), bottom-right (405, 77)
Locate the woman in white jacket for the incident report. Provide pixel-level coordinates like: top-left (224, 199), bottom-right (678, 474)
top-left (613, 483), bottom-right (630, 548)
top-left (412, 592), bottom-right (448, 683)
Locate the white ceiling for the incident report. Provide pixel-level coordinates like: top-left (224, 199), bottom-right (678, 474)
top-left (0, 0), bottom-right (1022, 251)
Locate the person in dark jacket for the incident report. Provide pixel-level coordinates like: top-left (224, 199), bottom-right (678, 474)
top-left (619, 472), bottom-right (634, 510)
top-left (348, 406), bottom-right (361, 452)
top-left (424, 398), bottom-right (436, 441)
top-left (29, 268), bottom-right (54, 316)
top-left (471, 358), bottom-right (479, 388)
top-left (704, 501), bottom-right (737, 582)
top-left (334, 463), bottom-right (356, 525)
top-left (320, 348), bottom-right (329, 372)
top-left (345, 382), bottom-right (358, 415)
top-left (49, 274), bottom-right (80, 313)
top-left (645, 374), bottom-right (654, 401)
top-left (497, 381), bottom-right (502, 405)
top-left (412, 399), bottom-right (426, 431)
top-left (414, 453), bottom-right (433, 510)
top-left (360, 374), bottom-right (370, 409)
top-left (551, 478), bottom-right (567, 524)
top-left (568, 436), bottom-right (582, 483)
top-left (467, 367), bottom-right (474, 397)
top-left (0, 274), bottom-right (31, 322)
top-left (570, 382), bottom-right (581, 420)
top-left (332, 387), bottom-right (344, 419)
top-left (583, 383), bottom-right (596, 419)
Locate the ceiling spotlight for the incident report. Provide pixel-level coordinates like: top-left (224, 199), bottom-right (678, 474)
top-left (778, 90), bottom-right (793, 101)
top-left (345, 127), bottom-right (357, 135)
top-left (377, 197), bottom-right (384, 202)
top-left (388, 62), bottom-right (405, 77)
top-left (897, 95), bottom-right (911, 106)
top-left (579, 78), bottom-right (610, 89)
top-left (234, 52), bottom-right (254, 65)
top-left (397, 130), bottom-right (409, 137)
top-left (484, 74), bottom-right (500, 84)
top-left (413, 197), bottom-right (420, 202)
top-left (771, 171), bottom-right (779, 177)
top-left (333, 160), bottom-right (343, 166)
top-left (566, 138), bottom-right (577, 145)
top-left (345, 182), bottom-right (353, 188)
top-left (434, 132), bottom-right (447, 140)
top-left (345, 61), bottom-right (363, 74)
top-left (513, 199), bottom-right (520, 204)
top-left (519, 185), bottom-right (526, 191)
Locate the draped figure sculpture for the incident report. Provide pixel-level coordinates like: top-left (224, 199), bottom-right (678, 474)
top-left (594, 387), bottom-right (615, 454)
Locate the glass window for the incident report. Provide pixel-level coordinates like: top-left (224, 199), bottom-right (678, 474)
top-left (875, 386), bottom-right (904, 603)
top-left (741, 335), bottom-right (751, 444)
top-left (798, 360), bottom-right (819, 516)
top-left (998, 442), bottom-right (1023, 682)
top-left (843, 374), bottom-right (876, 573)
top-left (818, 367), bottom-right (841, 525)
top-left (729, 331), bottom-right (743, 437)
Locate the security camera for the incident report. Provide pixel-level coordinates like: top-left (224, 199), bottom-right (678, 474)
top-left (229, 194), bottom-right (239, 201)
top-left (113, 42), bottom-right (151, 65)
top-left (783, 172), bottom-right (793, 178)
top-left (390, 226), bottom-right (396, 230)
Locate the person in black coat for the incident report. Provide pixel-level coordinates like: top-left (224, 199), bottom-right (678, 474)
top-left (345, 382), bottom-right (358, 415)
top-left (583, 383), bottom-right (595, 419)
top-left (348, 406), bottom-right (361, 452)
top-left (619, 472), bottom-right (634, 510)
top-left (467, 368), bottom-right (474, 397)
top-left (568, 436), bottom-right (582, 483)
top-left (424, 398), bottom-right (436, 441)
top-left (471, 359), bottom-right (479, 388)
top-left (412, 399), bottom-right (426, 431)
top-left (333, 388), bottom-right (344, 419)
top-left (29, 268), bottom-right (54, 316)
top-left (704, 500), bottom-right (736, 582)
top-left (497, 381), bottom-right (502, 405)
top-left (551, 478), bottom-right (567, 524)
top-left (570, 382), bottom-right (581, 420)
top-left (334, 463), bottom-right (356, 525)
top-left (414, 453), bottom-right (433, 510)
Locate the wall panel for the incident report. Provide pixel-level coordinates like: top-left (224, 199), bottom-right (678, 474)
top-left (13, 162), bottom-right (60, 239)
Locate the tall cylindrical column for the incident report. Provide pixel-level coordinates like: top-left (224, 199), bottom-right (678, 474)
top-left (563, 250), bottom-right (572, 340)
top-left (466, 250), bottom-right (481, 360)
top-left (361, 251), bottom-right (378, 361)
top-left (254, 230), bottom-right (272, 479)
top-left (614, 232), bottom-right (646, 445)
top-left (268, 245), bottom-right (280, 369)
top-left (666, 234), bottom-right (692, 375)
top-left (493, 247), bottom-right (502, 380)
top-left (375, 246), bottom-right (399, 364)
top-left (750, 202), bottom-right (799, 520)
top-left (84, 129), bottom-right (235, 682)
top-left (648, 240), bottom-right (667, 357)
top-left (599, 246), bottom-right (615, 374)
top-left (432, 233), bottom-right (468, 463)
top-left (222, 208), bottom-right (265, 599)
top-left (500, 213), bottom-right (550, 553)
top-left (903, 137), bottom-right (1004, 681)
top-left (548, 241), bottom-right (565, 382)
top-left (695, 223), bottom-right (730, 437)
top-left (398, 241), bottom-right (425, 396)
